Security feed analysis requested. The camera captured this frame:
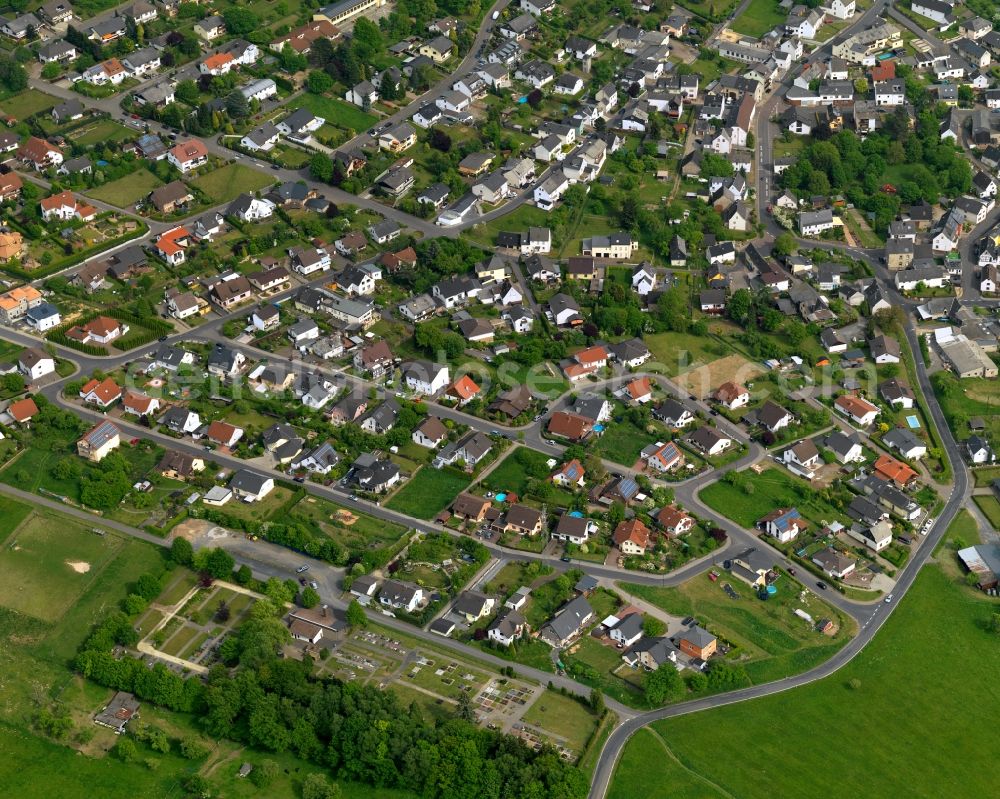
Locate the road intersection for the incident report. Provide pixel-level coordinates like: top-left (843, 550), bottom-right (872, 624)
top-left (2, 1), bottom-right (982, 795)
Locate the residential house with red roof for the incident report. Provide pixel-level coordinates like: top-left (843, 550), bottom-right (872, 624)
top-left (167, 139), bottom-right (209, 173)
top-left (613, 518), bottom-right (651, 555)
top-left (79, 377), bottom-right (122, 408)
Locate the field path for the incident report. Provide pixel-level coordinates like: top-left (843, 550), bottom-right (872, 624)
top-left (645, 726), bottom-right (735, 799)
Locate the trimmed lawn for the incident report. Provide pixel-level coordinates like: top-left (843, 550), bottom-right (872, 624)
top-left (972, 466), bottom-right (1000, 487)
top-left (521, 689), bottom-right (600, 752)
top-left (699, 468), bottom-right (845, 530)
top-left (973, 495), bottom-right (1000, 529)
top-left (191, 162), bottom-right (274, 204)
top-left (0, 511), bottom-right (123, 619)
top-left (0, 89), bottom-right (59, 118)
top-left (622, 573), bottom-right (853, 684)
top-left (74, 119), bottom-right (133, 147)
top-left (481, 446), bottom-right (552, 496)
top-left (385, 467), bottom-right (472, 520)
top-left (290, 93), bottom-right (378, 133)
top-left (612, 566), bottom-right (1000, 799)
top-left (464, 204), bottom-right (551, 250)
top-left (86, 168), bottom-right (164, 206)
top-left (219, 486), bottom-right (295, 522)
top-left (592, 422), bottom-right (651, 467)
top-left (731, 0), bottom-right (786, 37)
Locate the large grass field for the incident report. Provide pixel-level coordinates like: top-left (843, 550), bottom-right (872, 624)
top-left (0, 500), bottom-right (420, 799)
top-left (191, 162), bottom-right (274, 204)
top-left (622, 571), bottom-right (853, 685)
top-left (731, 0), bottom-right (787, 37)
top-left (610, 565), bottom-right (1000, 799)
top-left (699, 467), bottom-right (845, 530)
top-left (0, 509), bottom-right (124, 619)
top-left (290, 93), bottom-right (378, 133)
top-left (384, 467), bottom-right (471, 520)
top-left (86, 168), bottom-right (164, 206)
top-left (0, 89), bottom-right (59, 118)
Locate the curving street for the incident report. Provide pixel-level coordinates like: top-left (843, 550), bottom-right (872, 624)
top-left (2, 0), bottom-right (985, 795)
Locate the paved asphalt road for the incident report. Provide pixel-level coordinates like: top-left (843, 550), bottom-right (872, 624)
top-left (8, 1), bottom-right (983, 795)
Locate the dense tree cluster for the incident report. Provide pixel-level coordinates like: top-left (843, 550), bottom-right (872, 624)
top-left (780, 110), bottom-right (972, 232)
top-left (76, 592), bottom-right (586, 799)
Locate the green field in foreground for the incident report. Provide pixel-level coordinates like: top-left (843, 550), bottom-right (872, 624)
top-left (0, 504), bottom-right (418, 799)
top-left (610, 563), bottom-right (998, 799)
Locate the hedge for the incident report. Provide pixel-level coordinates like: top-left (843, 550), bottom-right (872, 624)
top-left (0, 219), bottom-right (149, 281)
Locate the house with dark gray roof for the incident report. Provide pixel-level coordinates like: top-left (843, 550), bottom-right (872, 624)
top-left (540, 595), bottom-right (594, 646)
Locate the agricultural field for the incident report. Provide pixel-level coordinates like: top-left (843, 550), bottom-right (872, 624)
top-left (86, 169), bottom-right (164, 206)
top-left (622, 571), bottom-right (854, 685)
top-left (191, 162), bottom-right (274, 204)
top-left (385, 467), bottom-right (472, 520)
top-left (610, 565), bottom-right (1000, 799)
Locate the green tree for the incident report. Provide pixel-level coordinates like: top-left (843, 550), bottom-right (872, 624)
top-left (346, 599), bottom-right (367, 628)
top-left (727, 288), bottom-right (753, 326)
top-left (225, 89), bottom-right (249, 119)
top-left (175, 79), bottom-right (199, 105)
top-left (114, 736), bottom-right (138, 763)
top-left (645, 664), bottom-right (684, 704)
top-left (350, 17), bottom-right (382, 61)
top-left (299, 586), bottom-right (320, 608)
top-left (302, 773), bottom-right (341, 799)
top-left (223, 7), bottom-right (258, 35)
top-left (306, 69), bottom-right (334, 94)
top-left (170, 536), bottom-right (193, 566)
top-left (656, 285), bottom-right (689, 333)
top-left (309, 153), bottom-right (334, 183)
top-left (642, 616), bottom-right (667, 637)
top-left (251, 759), bottom-right (279, 787)
top-left (772, 232), bottom-right (795, 257)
